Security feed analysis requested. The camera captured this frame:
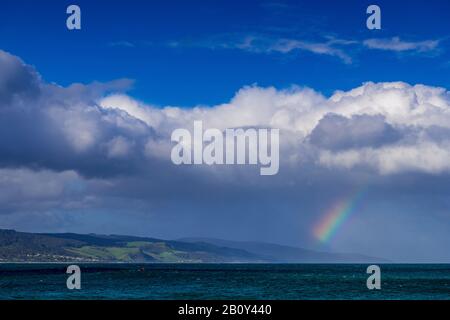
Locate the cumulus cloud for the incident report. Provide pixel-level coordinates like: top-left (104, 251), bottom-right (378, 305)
top-left (106, 136), bottom-right (133, 158)
top-left (0, 50), bottom-right (156, 178)
top-left (101, 81), bottom-right (450, 176)
top-left (309, 114), bottom-right (401, 150)
top-left (0, 50), bottom-right (41, 104)
top-left (1, 49), bottom-right (450, 181)
top-left (319, 142), bottom-right (450, 175)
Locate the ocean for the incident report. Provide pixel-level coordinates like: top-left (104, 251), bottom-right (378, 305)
top-left (0, 263), bottom-right (449, 300)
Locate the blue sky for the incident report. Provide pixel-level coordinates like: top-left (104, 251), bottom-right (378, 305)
top-left (0, 0), bottom-right (450, 262)
top-left (1, 0), bottom-right (449, 105)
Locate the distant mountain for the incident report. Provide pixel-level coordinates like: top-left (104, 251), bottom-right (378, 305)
top-left (0, 229), bottom-right (385, 263)
top-left (179, 238), bottom-right (387, 263)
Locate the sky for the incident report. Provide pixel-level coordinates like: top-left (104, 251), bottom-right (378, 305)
top-left (0, 0), bottom-right (450, 262)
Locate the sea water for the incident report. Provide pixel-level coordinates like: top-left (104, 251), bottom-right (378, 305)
top-left (0, 263), bottom-right (449, 300)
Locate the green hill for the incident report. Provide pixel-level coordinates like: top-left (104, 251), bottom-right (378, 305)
top-left (0, 229), bottom-right (385, 263)
top-left (0, 229), bottom-right (262, 263)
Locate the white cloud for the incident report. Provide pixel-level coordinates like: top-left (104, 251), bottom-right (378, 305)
top-left (171, 34), bottom-right (441, 63)
top-left (100, 81), bottom-right (450, 175)
top-left (268, 38), bottom-right (353, 64)
top-left (363, 37), bottom-right (439, 53)
top-left (319, 142), bottom-right (450, 175)
top-left (179, 34), bottom-right (356, 64)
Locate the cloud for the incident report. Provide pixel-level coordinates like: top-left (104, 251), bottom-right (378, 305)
top-left (309, 114), bottom-right (401, 150)
top-left (0, 50), bottom-right (41, 104)
top-left (319, 142), bottom-right (450, 175)
top-left (171, 34), bottom-right (356, 64)
top-left (260, 1), bottom-right (292, 10)
top-left (169, 33), bottom-right (443, 64)
top-left (106, 136), bottom-right (133, 158)
top-left (103, 82), bottom-right (450, 176)
top-left (108, 41), bottom-right (135, 48)
top-left (0, 168), bottom-right (104, 214)
top-left (363, 37), bottom-right (439, 53)
top-left (2, 49), bottom-right (450, 260)
top-left (100, 81), bottom-right (450, 177)
top-left (267, 38), bottom-right (353, 64)
top-left (0, 51), bottom-right (152, 177)
top-left (2, 49), bottom-right (450, 180)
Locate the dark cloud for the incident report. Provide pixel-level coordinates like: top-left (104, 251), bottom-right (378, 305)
top-left (309, 113), bottom-right (401, 150)
top-left (0, 50), bottom-right (158, 178)
top-left (0, 50), bottom-right (40, 104)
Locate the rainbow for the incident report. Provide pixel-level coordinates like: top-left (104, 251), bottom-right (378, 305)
top-left (313, 190), bottom-right (365, 243)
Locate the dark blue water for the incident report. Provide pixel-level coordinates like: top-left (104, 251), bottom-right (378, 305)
top-left (0, 264), bottom-right (449, 299)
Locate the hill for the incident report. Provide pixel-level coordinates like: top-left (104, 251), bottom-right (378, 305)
top-left (179, 237), bottom-right (387, 263)
top-left (0, 229), bottom-right (385, 263)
